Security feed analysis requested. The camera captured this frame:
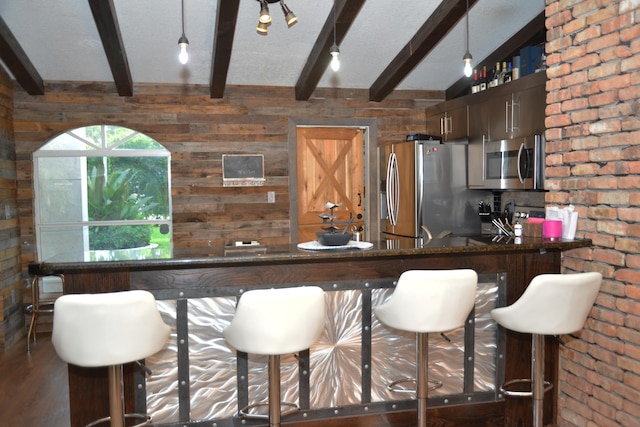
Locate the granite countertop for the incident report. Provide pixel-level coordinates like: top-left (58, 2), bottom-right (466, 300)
top-left (31, 235), bottom-right (592, 273)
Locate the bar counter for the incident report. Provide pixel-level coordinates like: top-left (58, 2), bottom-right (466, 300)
top-left (31, 236), bottom-right (591, 427)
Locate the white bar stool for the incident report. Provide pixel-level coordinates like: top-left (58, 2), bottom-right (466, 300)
top-left (52, 290), bottom-right (170, 427)
top-left (223, 286), bottom-right (325, 427)
top-left (491, 272), bottom-right (602, 427)
top-left (374, 269), bottom-right (478, 427)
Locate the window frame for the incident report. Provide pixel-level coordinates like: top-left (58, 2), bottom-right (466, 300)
top-left (33, 126), bottom-right (172, 261)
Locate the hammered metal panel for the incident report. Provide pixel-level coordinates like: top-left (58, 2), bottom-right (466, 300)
top-left (370, 279), bottom-right (498, 401)
top-left (145, 299), bottom-right (179, 424)
top-left (309, 289), bottom-right (363, 408)
top-left (474, 280), bottom-right (499, 392)
top-left (144, 282), bottom-right (498, 424)
top-left (186, 297), bottom-right (238, 422)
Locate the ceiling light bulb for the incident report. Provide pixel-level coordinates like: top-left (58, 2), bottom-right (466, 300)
top-left (259, 0), bottom-right (271, 24)
top-left (178, 35), bottom-right (189, 65)
top-left (463, 52), bottom-right (473, 77)
top-left (330, 44), bottom-right (340, 72)
top-left (256, 21), bottom-right (269, 35)
top-left (280, 1), bottom-right (297, 28)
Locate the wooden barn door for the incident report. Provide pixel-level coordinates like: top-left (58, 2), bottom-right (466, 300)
top-left (296, 127), bottom-right (365, 243)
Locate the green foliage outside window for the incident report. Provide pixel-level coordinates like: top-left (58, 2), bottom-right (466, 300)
top-left (87, 165), bottom-right (158, 250)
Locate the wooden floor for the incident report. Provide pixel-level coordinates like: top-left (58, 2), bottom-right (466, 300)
top-left (0, 333), bottom-right (561, 427)
top-left (0, 334), bottom-right (70, 426)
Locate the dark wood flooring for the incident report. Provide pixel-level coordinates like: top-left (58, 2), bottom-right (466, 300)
top-left (0, 334), bottom-right (70, 426)
top-left (0, 334), bottom-right (560, 427)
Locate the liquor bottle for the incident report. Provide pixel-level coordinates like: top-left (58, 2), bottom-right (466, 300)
top-left (490, 62), bottom-right (500, 87)
top-left (471, 69), bottom-right (479, 93)
top-left (500, 61), bottom-right (508, 84)
top-left (480, 66), bottom-right (487, 91)
top-left (512, 56), bottom-right (520, 80)
top-left (502, 62), bottom-right (513, 84)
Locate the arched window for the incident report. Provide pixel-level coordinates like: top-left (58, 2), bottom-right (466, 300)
top-left (34, 125), bottom-right (171, 261)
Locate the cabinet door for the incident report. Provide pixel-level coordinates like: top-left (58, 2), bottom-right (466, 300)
top-left (446, 105), bottom-right (468, 141)
top-left (468, 102), bottom-right (489, 140)
top-left (426, 112), bottom-right (445, 138)
top-left (515, 86), bottom-right (546, 136)
top-left (489, 85), bottom-right (545, 140)
top-left (426, 106), bottom-right (468, 141)
top-left (488, 92), bottom-right (512, 141)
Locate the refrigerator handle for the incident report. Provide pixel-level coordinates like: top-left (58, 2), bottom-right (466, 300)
top-left (386, 152), bottom-right (399, 226)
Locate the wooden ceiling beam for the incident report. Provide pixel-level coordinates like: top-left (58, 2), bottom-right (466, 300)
top-left (89, 0), bottom-right (133, 97)
top-left (445, 11), bottom-right (546, 99)
top-left (210, 0), bottom-right (240, 98)
top-left (294, 0), bottom-right (366, 101)
top-left (0, 15), bottom-right (44, 95)
top-left (369, 0), bottom-right (479, 102)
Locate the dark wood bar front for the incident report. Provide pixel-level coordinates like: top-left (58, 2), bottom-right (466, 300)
top-left (32, 236), bottom-right (591, 427)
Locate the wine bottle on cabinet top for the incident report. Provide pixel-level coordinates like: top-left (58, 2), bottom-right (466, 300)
top-left (500, 61), bottom-right (507, 84)
top-left (490, 62), bottom-right (500, 88)
top-left (503, 62), bottom-right (512, 84)
top-left (471, 69), bottom-right (479, 93)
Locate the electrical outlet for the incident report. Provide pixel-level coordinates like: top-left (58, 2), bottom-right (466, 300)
top-left (267, 191), bottom-right (275, 203)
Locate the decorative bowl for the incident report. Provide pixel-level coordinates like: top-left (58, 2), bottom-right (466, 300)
top-left (316, 232), bottom-right (353, 246)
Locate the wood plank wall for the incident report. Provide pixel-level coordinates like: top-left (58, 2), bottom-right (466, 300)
top-left (0, 68), bottom-right (22, 351)
top-left (13, 82), bottom-right (441, 252)
top-left (7, 81), bottom-right (442, 347)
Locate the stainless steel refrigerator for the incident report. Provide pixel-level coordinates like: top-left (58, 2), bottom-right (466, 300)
top-left (383, 137), bottom-right (492, 240)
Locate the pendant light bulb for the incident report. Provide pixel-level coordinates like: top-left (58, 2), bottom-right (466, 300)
top-left (259, 0), bottom-right (271, 24)
top-left (329, 0), bottom-right (339, 72)
top-left (280, 1), bottom-right (297, 28)
top-left (463, 52), bottom-right (473, 77)
top-left (330, 44), bottom-right (340, 72)
top-left (178, 35), bottom-right (189, 65)
top-left (178, 0), bottom-right (189, 64)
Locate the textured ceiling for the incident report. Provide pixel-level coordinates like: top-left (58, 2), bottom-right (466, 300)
top-left (0, 0), bottom-right (544, 97)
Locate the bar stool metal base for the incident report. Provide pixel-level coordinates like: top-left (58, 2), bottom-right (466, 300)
top-left (85, 413), bottom-right (151, 427)
top-left (387, 377), bottom-right (443, 394)
top-left (84, 364), bottom-right (152, 427)
top-left (500, 378), bottom-right (553, 397)
top-left (238, 354), bottom-right (298, 427)
top-left (238, 402), bottom-right (299, 419)
top-left (27, 273), bottom-right (64, 352)
top-left (499, 334), bottom-right (550, 427)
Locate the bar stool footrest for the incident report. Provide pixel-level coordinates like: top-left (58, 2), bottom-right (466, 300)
top-left (500, 378), bottom-right (553, 397)
top-left (387, 377), bottom-right (443, 394)
top-left (238, 401), bottom-right (299, 419)
top-left (85, 413), bottom-right (152, 427)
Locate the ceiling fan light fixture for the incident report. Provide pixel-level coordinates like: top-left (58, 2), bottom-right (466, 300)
top-left (178, 0), bottom-right (189, 65)
top-left (280, 1), bottom-right (298, 28)
top-left (256, 21), bottom-right (270, 35)
top-left (259, 0), bottom-right (272, 24)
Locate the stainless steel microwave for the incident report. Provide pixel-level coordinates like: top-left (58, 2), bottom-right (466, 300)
top-left (468, 135), bottom-right (544, 190)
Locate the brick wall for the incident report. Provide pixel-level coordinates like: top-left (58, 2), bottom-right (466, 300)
top-left (545, 0), bottom-right (640, 425)
top-left (0, 67), bottom-right (22, 350)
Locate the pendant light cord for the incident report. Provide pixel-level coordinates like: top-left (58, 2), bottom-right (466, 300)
top-left (333, 0), bottom-right (337, 45)
top-left (465, 0), bottom-right (469, 53)
top-left (181, 0), bottom-right (186, 37)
